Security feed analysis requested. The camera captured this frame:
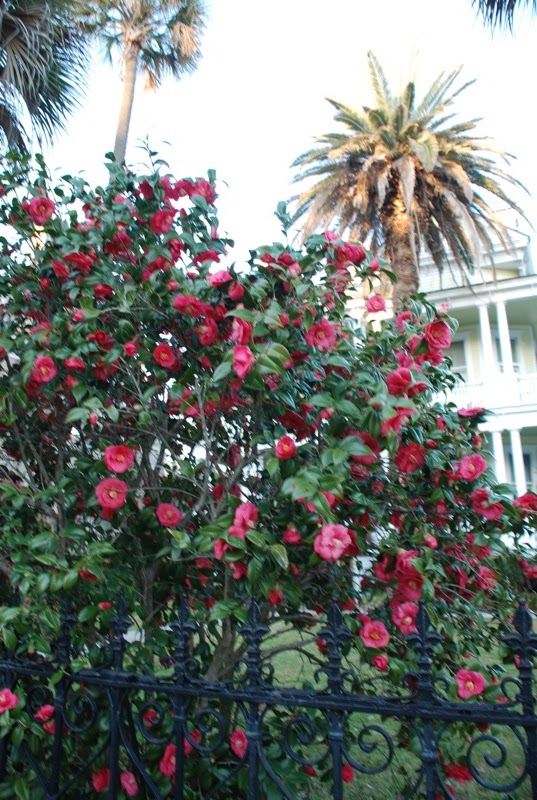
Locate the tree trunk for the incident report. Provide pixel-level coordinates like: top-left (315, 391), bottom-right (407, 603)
top-left (384, 194), bottom-right (419, 310)
top-left (114, 44), bottom-right (139, 163)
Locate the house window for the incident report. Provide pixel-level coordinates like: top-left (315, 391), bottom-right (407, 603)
top-left (447, 339), bottom-right (468, 382)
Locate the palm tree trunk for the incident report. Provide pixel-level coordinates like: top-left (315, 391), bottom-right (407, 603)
top-left (113, 43), bottom-right (139, 162)
top-left (384, 194), bottom-right (419, 309)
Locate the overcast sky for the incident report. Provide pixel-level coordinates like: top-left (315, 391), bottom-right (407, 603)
top-left (46, 0), bottom-right (537, 261)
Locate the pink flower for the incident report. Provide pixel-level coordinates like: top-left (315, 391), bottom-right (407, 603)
top-left (372, 654), bottom-right (389, 671)
top-left (455, 668), bottom-right (486, 699)
top-left (305, 318), bottom-right (338, 351)
top-left (476, 566), bottom-right (497, 592)
top-left (120, 771), bottom-right (139, 797)
top-left (424, 320), bottom-right (452, 350)
top-left (394, 442), bottom-right (426, 473)
top-left (95, 478), bottom-right (128, 511)
top-left (470, 488), bottom-right (503, 521)
top-left (274, 436), bottom-right (297, 460)
top-left (397, 569), bottom-right (423, 601)
top-left (313, 524), bottom-right (352, 561)
top-left (391, 602), bottom-right (419, 635)
top-left (230, 318), bottom-right (253, 345)
top-left (359, 620), bottom-right (390, 648)
top-left (282, 527), bottom-right (302, 544)
top-left (386, 368), bottom-right (413, 396)
top-left (230, 728), bottom-right (248, 759)
top-left (24, 196), bottom-right (55, 224)
top-left (0, 688), bottom-right (19, 713)
top-left (34, 704), bottom-right (54, 722)
top-left (458, 454), bottom-right (487, 481)
top-left (153, 343), bottom-right (179, 370)
top-left (457, 407), bottom-right (486, 418)
top-left (232, 345), bottom-right (254, 380)
top-left (92, 768), bottom-right (110, 792)
top-left (31, 356), bottom-right (57, 384)
top-left (64, 357), bottom-right (85, 370)
top-left (150, 209), bottom-right (175, 234)
top-left (193, 249), bottom-right (220, 266)
top-left (365, 294), bottom-right (386, 313)
top-left (233, 502), bottom-right (258, 532)
top-left (156, 503), bottom-right (183, 527)
top-left (103, 445), bottom-right (134, 474)
top-left (208, 269), bottom-right (232, 286)
top-left (159, 734), bottom-right (200, 776)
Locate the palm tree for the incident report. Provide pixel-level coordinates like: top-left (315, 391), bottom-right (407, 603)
top-left (473, 0), bottom-right (537, 28)
top-left (0, 0), bottom-right (89, 152)
top-left (291, 53), bottom-right (526, 306)
top-left (79, 0), bottom-right (206, 163)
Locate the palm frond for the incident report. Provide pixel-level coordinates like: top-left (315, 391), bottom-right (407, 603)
top-left (367, 51), bottom-right (392, 109)
top-left (473, 0), bottom-right (537, 29)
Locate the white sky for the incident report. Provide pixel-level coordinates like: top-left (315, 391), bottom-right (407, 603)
top-left (46, 0), bottom-right (537, 262)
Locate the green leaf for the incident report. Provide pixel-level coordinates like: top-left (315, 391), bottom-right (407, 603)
top-left (65, 407), bottom-right (90, 425)
top-left (213, 360), bottom-right (232, 382)
top-left (2, 628), bottom-right (17, 651)
top-left (270, 544), bottom-right (289, 570)
top-left (14, 778), bottom-right (31, 800)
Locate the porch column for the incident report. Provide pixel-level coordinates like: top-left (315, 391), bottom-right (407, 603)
top-left (478, 304), bottom-right (496, 379)
top-left (509, 428), bottom-right (527, 496)
top-left (491, 431), bottom-right (507, 484)
top-left (496, 300), bottom-right (514, 375)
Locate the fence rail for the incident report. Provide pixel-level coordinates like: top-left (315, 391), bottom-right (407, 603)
top-left (0, 598), bottom-right (536, 799)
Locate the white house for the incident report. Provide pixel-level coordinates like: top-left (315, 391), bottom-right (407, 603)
top-left (422, 232), bottom-right (537, 496)
top-left (349, 230), bottom-right (537, 495)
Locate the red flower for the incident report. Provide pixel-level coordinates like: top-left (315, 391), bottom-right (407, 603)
top-left (313, 524), bottom-right (352, 561)
top-left (230, 728), bottom-right (248, 759)
top-left (365, 294), bottom-right (386, 313)
top-left (120, 771), bottom-right (139, 797)
top-left (514, 492), bottom-right (537, 513)
top-left (150, 209), bottom-right (175, 234)
top-left (444, 763), bottom-right (473, 783)
top-left (124, 341), bottom-right (138, 356)
top-left (92, 768), bottom-right (110, 792)
top-left (424, 320), bottom-right (452, 350)
top-left (153, 343), bottom-right (179, 370)
top-left (341, 764), bottom-right (354, 784)
top-left (193, 249), bottom-right (220, 266)
top-left (372, 654), bottom-right (389, 671)
top-left (64, 251), bottom-right (96, 273)
top-left (232, 345), bottom-right (254, 380)
top-left (159, 744), bottom-right (176, 776)
top-left (458, 454), bottom-right (487, 481)
top-left (156, 503), bottom-right (183, 527)
top-left (386, 368), bottom-right (413, 396)
top-left (104, 445), bottom-right (134, 474)
top-left (394, 442), bottom-right (426, 473)
top-left (350, 432), bottom-right (381, 465)
top-left (359, 620), bottom-right (390, 648)
top-left (95, 478), bottom-right (128, 510)
top-left (0, 688), bottom-right (19, 713)
top-left (305, 318), bottom-right (338, 351)
top-left (172, 294), bottom-right (205, 316)
top-left (31, 356), bottom-right (57, 384)
top-left (196, 318), bottom-right (219, 345)
top-left (183, 729), bottom-right (201, 756)
top-left (397, 569), bottom-right (423, 601)
top-left (268, 588), bottom-right (283, 605)
top-left (274, 436), bottom-right (297, 460)
top-left (24, 196), bottom-right (55, 224)
top-left (455, 668), bottom-right (486, 699)
top-left (457, 407), bottom-right (486, 418)
top-left (391, 602), bottom-right (419, 635)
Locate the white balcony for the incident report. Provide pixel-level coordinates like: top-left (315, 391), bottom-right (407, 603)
top-left (448, 372), bottom-right (537, 413)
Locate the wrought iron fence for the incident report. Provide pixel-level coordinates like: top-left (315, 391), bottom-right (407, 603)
top-left (0, 597), bottom-right (536, 799)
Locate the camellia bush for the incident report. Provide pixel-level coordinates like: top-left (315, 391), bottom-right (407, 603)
top-left (0, 151), bottom-right (536, 797)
